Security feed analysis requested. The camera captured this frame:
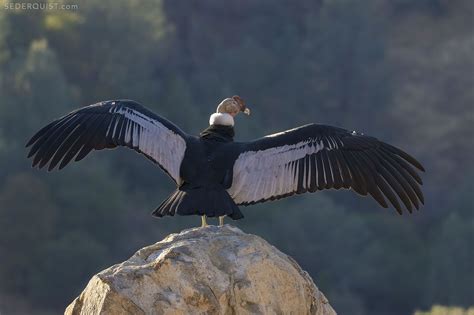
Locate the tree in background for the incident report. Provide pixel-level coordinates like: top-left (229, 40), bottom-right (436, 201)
top-left (414, 305), bottom-right (474, 315)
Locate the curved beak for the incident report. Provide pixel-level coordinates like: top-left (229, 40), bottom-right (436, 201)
top-left (243, 107), bottom-right (251, 115)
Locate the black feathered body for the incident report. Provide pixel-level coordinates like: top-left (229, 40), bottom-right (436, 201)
top-left (153, 125), bottom-right (244, 219)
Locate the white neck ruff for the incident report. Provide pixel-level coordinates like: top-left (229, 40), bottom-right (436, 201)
top-left (209, 113), bottom-right (234, 126)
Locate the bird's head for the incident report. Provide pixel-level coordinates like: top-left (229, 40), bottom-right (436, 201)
top-left (210, 95), bottom-right (251, 126)
top-left (217, 95), bottom-right (251, 117)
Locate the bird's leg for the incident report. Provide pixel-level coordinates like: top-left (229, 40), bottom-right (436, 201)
top-left (201, 215), bottom-right (208, 227)
top-left (219, 215), bottom-right (225, 226)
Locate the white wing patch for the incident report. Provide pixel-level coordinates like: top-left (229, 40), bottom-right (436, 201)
top-left (228, 139), bottom-right (333, 204)
top-left (107, 107), bottom-right (186, 184)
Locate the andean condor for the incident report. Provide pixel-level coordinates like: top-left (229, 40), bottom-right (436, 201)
top-left (26, 96), bottom-right (425, 226)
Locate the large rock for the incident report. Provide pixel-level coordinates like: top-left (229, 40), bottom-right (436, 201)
top-left (65, 225), bottom-right (336, 315)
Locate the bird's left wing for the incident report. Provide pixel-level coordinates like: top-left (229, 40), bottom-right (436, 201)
top-left (228, 124), bottom-right (425, 214)
top-left (26, 100), bottom-right (189, 184)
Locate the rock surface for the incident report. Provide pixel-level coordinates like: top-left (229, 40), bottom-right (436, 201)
top-left (65, 225), bottom-right (336, 315)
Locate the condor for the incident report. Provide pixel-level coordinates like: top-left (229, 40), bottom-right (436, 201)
top-left (26, 96), bottom-right (425, 226)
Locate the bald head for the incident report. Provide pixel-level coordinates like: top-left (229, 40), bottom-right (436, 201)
top-left (210, 95), bottom-right (251, 126)
top-left (216, 95), bottom-right (251, 117)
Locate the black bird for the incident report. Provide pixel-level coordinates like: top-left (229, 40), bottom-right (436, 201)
top-left (26, 96), bottom-right (425, 226)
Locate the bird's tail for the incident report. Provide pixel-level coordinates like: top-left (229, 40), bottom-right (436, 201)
top-left (152, 186), bottom-right (243, 220)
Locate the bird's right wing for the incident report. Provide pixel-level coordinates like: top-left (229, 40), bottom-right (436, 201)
top-left (26, 100), bottom-right (190, 185)
top-left (228, 124), bottom-right (425, 214)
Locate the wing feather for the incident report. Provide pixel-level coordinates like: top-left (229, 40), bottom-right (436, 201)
top-left (26, 100), bottom-right (190, 184)
top-left (354, 150), bottom-right (389, 209)
top-left (343, 151), bottom-right (368, 196)
top-left (378, 150), bottom-right (424, 204)
top-left (328, 150), bottom-right (343, 189)
top-left (228, 124), bottom-right (425, 214)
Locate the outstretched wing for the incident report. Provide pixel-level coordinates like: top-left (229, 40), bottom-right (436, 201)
top-left (26, 100), bottom-right (189, 184)
top-left (228, 124), bottom-right (425, 214)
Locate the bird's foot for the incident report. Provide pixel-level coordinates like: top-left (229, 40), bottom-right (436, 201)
top-left (201, 215), bottom-right (208, 227)
top-left (219, 215), bottom-right (225, 226)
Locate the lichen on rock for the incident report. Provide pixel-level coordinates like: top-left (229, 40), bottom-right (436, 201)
top-left (65, 225), bottom-right (336, 315)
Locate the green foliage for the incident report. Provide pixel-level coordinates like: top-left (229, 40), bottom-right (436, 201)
top-left (414, 305), bottom-right (474, 315)
top-left (0, 38), bottom-right (74, 149)
top-left (0, 1), bottom-right (472, 314)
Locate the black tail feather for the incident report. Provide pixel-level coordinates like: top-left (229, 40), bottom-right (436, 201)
top-left (152, 187), bottom-right (243, 220)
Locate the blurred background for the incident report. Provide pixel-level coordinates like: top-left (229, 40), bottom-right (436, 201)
top-left (0, 0), bottom-right (473, 314)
